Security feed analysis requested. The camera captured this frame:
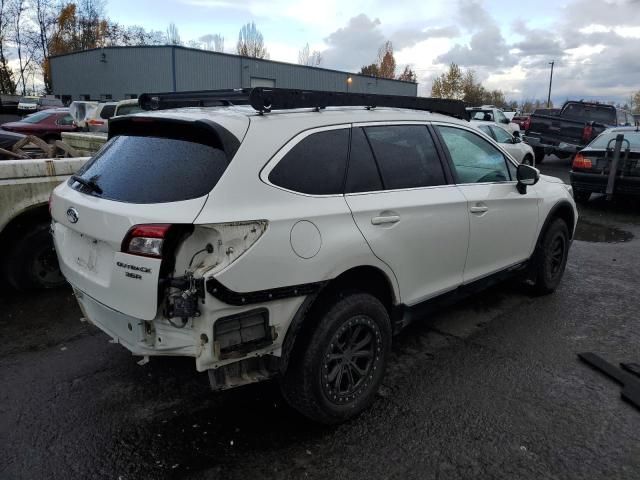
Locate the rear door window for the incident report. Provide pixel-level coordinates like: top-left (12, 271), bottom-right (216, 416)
top-left (268, 128), bottom-right (349, 195)
top-left (71, 135), bottom-right (229, 203)
top-left (363, 125), bottom-right (446, 190)
top-left (345, 127), bottom-right (383, 193)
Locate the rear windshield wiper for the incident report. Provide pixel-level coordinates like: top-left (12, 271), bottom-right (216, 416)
top-left (70, 175), bottom-right (103, 195)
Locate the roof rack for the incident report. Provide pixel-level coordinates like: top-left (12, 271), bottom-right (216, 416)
top-left (138, 87), bottom-right (469, 120)
top-left (138, 89), bottom-right (250, 110)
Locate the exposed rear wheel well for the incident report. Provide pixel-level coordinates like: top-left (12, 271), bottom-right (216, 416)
top-left (279, 266), bottom-right (396, 374)
top-left (320, 266), bottom-right (395, 313)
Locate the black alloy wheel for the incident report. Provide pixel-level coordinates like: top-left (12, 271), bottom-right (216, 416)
top-left (321, 316), bottom-right (383, 405)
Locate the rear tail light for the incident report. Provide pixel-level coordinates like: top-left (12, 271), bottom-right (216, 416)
top-left (582, 124), bottom-right (593, 143)
top-left (573, 153), bottom-right (593, 170)
top-left (122, 224), bottom-right (172, 258)
top-left (190, 221), bottom-right (268, 275)
top-left (87, 119), bottom-right (104, 125)
top-left (523, 116), bottom-right (531, 131)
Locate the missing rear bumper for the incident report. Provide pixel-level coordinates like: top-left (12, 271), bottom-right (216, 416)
top-left (213, 308), bottom-right (276, 360)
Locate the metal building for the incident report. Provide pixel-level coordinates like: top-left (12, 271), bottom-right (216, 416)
top-left (49, 46), bottom-right (417, 102)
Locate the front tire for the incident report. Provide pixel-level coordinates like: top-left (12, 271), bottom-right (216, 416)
top-left (280, 292), bottom-right (391, 424)
top-left (531, 218), bottom-right (570, 295)
top-left (522, 154), bottom-right (533, 166)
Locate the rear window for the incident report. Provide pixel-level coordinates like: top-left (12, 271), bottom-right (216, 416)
top-left (21, 111), bottom-right (53, 123)
top-left (561, 103), bottom-right (616, 124)
top-left (268, 128), bottom-right (349, 195)
top-left (115, 104), bottom-right (143, 116)
top-left (589, 132), bottom-right (640, 150)
top-left (71, 135), bottom-right (229, 203)
top-left (99, 105), bottom-right (116, 119)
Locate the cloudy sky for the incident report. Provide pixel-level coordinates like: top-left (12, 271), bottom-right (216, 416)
top-left (106, 0), bottom-right (640, 104)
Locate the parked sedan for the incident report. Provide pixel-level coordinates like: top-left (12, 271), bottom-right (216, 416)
top-left (0, 129), bottom-right (26, 151)
top-left (570, 127), bottom-right (640, 203)
top-left (473, 121), bottom-right (535, 165)
top-left (1, 108), bottom-right (77, 142)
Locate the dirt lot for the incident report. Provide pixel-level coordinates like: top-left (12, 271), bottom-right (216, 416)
top-left (1, 156), bottom-right (639, 479)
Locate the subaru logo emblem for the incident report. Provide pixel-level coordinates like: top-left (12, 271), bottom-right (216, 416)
top-left (66, 207), bottom-right (79, 224)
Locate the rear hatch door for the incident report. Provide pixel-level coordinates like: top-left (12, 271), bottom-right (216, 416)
top-left (51, 117), bottom-right (244, 320)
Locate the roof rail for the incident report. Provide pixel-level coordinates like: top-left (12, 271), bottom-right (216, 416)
top-left (138, 89), bottom-right (250, 110)
top-left (249, 88), bottom-right (469, 120)
top-left (138, 87), bottom-right (469, 120)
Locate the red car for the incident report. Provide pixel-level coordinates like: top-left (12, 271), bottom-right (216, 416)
top-left (512, 113), bottom-right (531, 131)
top-left (1, 108), bottom-right (78, 142)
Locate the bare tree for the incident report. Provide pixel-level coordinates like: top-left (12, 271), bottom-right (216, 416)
top-left (298, 42), bottom-right (321, 67)
top-left (30, 0), bottom-right (56, 92)
top-left (0, 0), bottom-right (16, 93)
top-left (200, 33), bottom-right (224, 52)
top-left (165, 22), bottom-right (181, 45)
top-left (236, 22), bottom-right (268, 59)
top-left (298, 43), bottom-right (309, 64)
top-left (8, 0), bottom-right (35, 95)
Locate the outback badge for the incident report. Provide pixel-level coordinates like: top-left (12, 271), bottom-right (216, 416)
top-left (66, 207), bottom-right (79, 224)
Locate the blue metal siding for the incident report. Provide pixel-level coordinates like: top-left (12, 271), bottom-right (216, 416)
top-left (50, 46), bottom-right (417, 100)
top-left (51, 47), bottom-right (173, 100)
top-left (175, 48), bottom-right (241, 90)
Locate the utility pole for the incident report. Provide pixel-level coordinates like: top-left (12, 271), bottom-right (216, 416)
top-left (547, 60), bottom-right (555, 108)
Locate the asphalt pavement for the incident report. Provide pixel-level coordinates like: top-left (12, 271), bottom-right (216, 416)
top-left (1, 155), bottom-right (639, 479)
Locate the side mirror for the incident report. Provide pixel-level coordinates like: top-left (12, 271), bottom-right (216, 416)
top-left (513, 130), bottom-right (520, 138)
top-left (516, 164), bottom-right (540, 194)
top-left (512, 136), bottom-right (522, 143)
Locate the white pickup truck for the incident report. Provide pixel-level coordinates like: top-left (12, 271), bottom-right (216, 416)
top-left (0, 157), bottom-right (88, 288)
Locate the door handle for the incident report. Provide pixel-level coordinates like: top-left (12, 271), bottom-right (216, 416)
top-left (371, 215), bottom-right (400, 225)
top-left (469, 206), bottom-right (489, 214)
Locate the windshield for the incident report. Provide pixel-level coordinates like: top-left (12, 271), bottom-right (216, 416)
top-left (588, 131), bottom-right (640, 150)
top-left (20, 97), bottom-right (39, 104)
top-left (21, 111), bottom-right (54, 123)
top-left (71, 135), bottom-right (230, 203)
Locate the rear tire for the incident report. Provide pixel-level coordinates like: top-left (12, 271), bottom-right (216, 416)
top-left (531, 218), bottom-right (570, 295)
top-left (2, 222), bottom-right (66, 290)
top-left (280, 292), bottom-right (391, 424)
top-left (534, 148), bottom-right (546, 164)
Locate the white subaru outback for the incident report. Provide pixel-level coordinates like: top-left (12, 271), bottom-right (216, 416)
top-left (50, 88), bottom-right (577, 424)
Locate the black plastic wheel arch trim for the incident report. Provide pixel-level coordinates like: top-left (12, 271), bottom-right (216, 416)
top-left (206, 278), bottom-right (327, 306)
